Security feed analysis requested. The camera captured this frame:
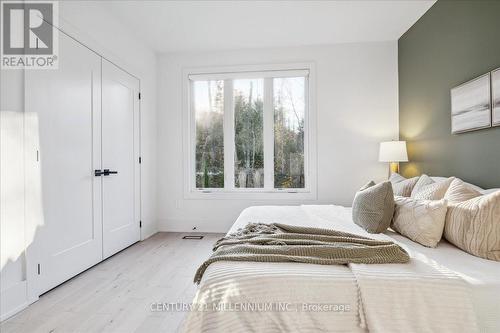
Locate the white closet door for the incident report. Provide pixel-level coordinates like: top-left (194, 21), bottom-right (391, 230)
top-left (101, 59), bottom-right (140, 259)
top-left (26, 32), bottom-right (103, 295)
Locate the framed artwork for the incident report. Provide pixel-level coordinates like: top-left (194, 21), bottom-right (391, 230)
top-left (492, 68), bottom-right (500, 127)
top-left (451, 73), bottom-right (491, 134)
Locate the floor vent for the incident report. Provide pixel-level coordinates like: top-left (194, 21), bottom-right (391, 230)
top-left (182, 235), bottom-right (204, 240)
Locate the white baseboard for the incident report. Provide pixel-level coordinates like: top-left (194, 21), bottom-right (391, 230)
top-left (141, 228), bottom-right (157, 241)
top-left (0, 281), bottom-right (28, 322)
top-left (140, 220), bottom-right (158, 241)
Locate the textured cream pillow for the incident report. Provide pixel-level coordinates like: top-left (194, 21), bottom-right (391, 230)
top-left (352, 181), bottom-right (395, 233)
top-left (392, 196), bottom-right (448, 247)
top-left (389, 173), bottom-right (406, 183)
top-left (481, 188), bottom-right (500, 195)
top-left (444, 178), bottom-right (482, 204)
top-left (444, 191), bottom-right (500, 261)
top-left (411, 174), bottom-right (435, 196)
top-left (389, 173), bottom-right (420, 197)
top-left (412, 177), bottom-right (455, 200)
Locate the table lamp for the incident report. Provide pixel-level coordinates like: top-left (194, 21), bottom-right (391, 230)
top-left (379, 141), bottom-right (408, 178)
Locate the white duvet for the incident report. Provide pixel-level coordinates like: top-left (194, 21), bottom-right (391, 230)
top-left (182, 205), bottom-right (500, 333)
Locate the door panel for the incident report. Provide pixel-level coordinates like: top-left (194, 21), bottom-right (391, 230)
top-left (101, 60), bottom-right (140, 259)
top-left (26, 32), bottom-right (102, 295)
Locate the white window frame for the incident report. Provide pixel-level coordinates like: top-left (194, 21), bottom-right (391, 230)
top-left (182, 63), bottom-right (317, 200)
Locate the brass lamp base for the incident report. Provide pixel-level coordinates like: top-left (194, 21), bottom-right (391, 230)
top-left (388, 162), bottom-right (399, 178)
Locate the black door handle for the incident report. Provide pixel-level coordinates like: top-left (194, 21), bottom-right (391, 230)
top-left (103, 169), bottom-right (118, 175)
top-left (95, 169), bottom-right (118, 176)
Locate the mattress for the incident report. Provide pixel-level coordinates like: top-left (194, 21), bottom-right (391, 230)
top-left (183, 205), bottom-right (500, 332)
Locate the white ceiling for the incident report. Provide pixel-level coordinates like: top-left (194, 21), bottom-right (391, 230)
top-left (101, 0), bottom-right (435, 54)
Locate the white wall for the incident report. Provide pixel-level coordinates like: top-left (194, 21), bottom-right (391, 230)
top-left (0, 1), bottom-right (158, 320)
top-left (157, 42), bottom-right (399, 233)
top-left (1, 70), bottom-right (27, 321)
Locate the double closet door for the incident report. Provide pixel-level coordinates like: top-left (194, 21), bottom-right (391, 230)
top-left (26, 32), bottom-right (140, 296)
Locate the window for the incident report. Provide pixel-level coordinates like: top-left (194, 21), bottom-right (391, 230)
top-left (234, 79), bottom-right (265, 188)
top-left (274, 77), bottom-right (305, 189)
top-left (188, 66), bottom-right (312, 196)
top-left (193, 80), bottom-right (224, 188)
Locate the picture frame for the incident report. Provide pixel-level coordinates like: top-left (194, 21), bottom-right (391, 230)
top-left (450, 73), bottom-right (491, 134)
top-left (491, 68), bottom-right (500, 127)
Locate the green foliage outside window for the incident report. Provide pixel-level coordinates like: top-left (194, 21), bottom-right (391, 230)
top-left (195, 81), bottom-right (224, 188)
top-left (194, 77), bottom-right (305, 189)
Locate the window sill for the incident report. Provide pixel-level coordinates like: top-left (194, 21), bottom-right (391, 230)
top-left (183, 189), bottom-right (317, 201)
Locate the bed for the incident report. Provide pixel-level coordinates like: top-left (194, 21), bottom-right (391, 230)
top-left (182, 204), bottom-right (500, 333)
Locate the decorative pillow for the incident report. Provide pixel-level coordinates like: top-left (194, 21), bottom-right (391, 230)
top-left (359, 180), bottom-right (376, 191)
top-left (392, 196), bottom-right (448, 247)
top-left (444, 191), bottom-right (500, 261)
top-left (389, 173), bottom-right (419, 197)
top-left (411, 174), bottom-right (434, 196)
top-left (481, 188), bottom-right (500, 195)
top-left (389, 173), bottom-right (406, 183)
top-left (412, 177), bottom-right (455, 200)
top-left (352, 181), bottom-right (395, 234)
top-left (433, 176), bottom-right (484, 192)
top-left (444, 178), bottom-right (481, 204)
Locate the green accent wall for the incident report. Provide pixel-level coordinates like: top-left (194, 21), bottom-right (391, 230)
top-left (399, 0), bottom-right (500, 188)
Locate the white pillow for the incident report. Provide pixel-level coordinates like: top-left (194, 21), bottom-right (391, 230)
top-left (430, 176), bottom-right (448, 182)
top-left (430, 176), bottom-right (484, 192)
top-left (481, 188), bottom-right (500, 195)
top-left (389, 173), bottom-right (420, 197)
top-left (444, 178), bottom-right (482, 204)
top-left (392, 196), bottom-right (448, 248)
top-left (411, 174), bottom-right (435, 196)
top-left (412, 177), bottom-right (454, 200)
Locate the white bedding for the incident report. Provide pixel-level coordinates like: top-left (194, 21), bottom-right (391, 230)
top-left (182, 205), bottom-right (500, 333)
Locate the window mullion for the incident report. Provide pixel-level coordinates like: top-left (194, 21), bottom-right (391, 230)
top-left (303, 76), bottom-right (309, 190)
top-left (189, 80), bottom-right (196, 191)
top-left (223, 79), bottom-right (235, 190)
top-left (263, 78), bottom-right (274, 190)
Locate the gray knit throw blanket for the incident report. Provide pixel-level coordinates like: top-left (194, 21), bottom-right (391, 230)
top-left (194, 223), bottom-right (409, 284)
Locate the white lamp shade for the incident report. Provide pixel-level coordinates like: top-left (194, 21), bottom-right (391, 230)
top-left (379, 141), bottom-right (408, 162)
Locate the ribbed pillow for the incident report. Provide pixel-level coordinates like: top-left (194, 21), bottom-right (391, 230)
top-left (412, 177), bottom-right (455, 200)
top-left (389, 173), bottom-right (419, 197)
top-left (389, 173), bottom-right (406, 183)
top-left (411, 174), bottom-right (434, 196)
top-left (392, 196), bottom-right (448, 247)
top-left (444, 178), bottom-right (482, 204)
top-left (481, 188), bottom-right (500, 195)
top-left (444, 191), bottom-right (500, 261)
top-left (352, 181), bottom-right (395, 234)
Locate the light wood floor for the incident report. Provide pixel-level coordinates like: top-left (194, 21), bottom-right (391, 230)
top-left (0, 232), bottom-right (223, 333)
